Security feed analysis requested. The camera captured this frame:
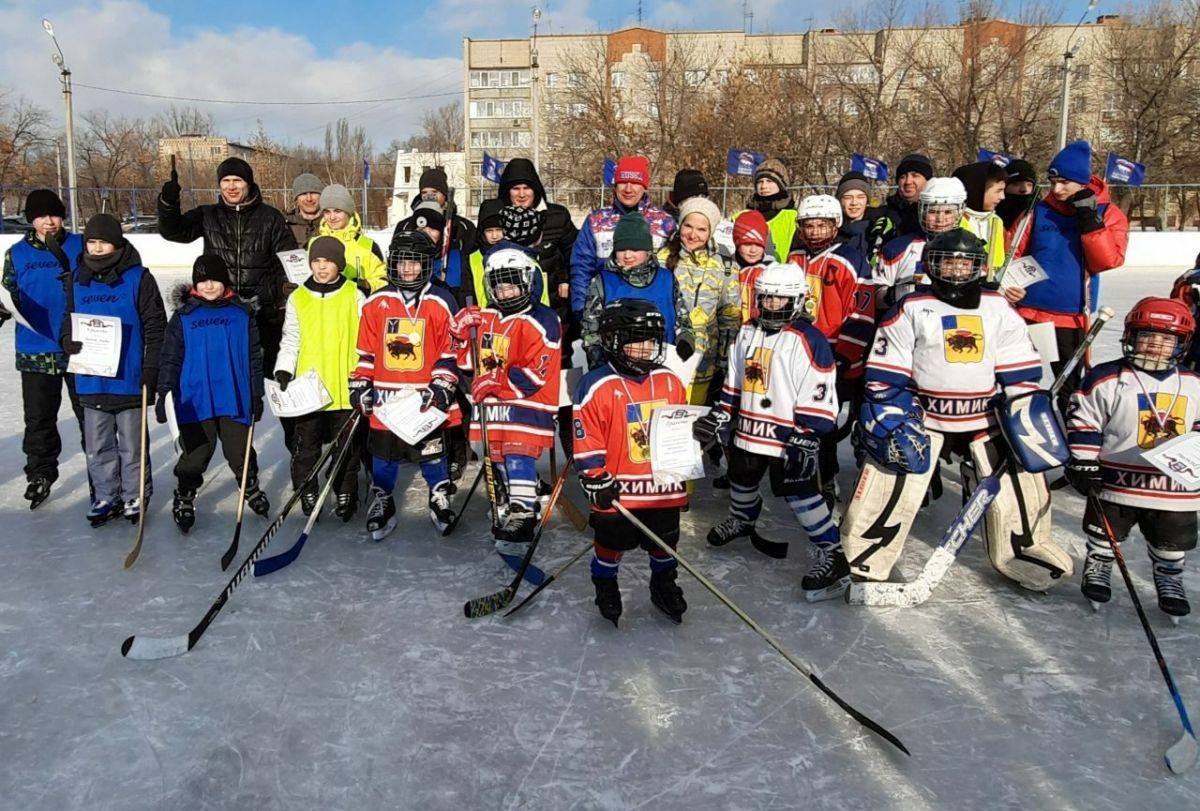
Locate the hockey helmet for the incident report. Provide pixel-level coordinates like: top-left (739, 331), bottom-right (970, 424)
top-left (797, 194), bottom-right (843, 228)
top-left (922, 228), bottom-right (986, 306)
top-left (387, 229), bottom-right (438, 290)
top-left (1122, 296), bottom-right (1195, 372)
top-left (598, 298), bottom-right (666, 376)
top-left (918, 177), bottom-right (967, 236)
top-left (484, 247), bottom-right (537, 314)
top-left (753, 264), bottom-right (808, 331)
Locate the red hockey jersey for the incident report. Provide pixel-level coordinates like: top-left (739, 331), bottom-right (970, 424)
top-left (574, 364), bottom-right (688, 511)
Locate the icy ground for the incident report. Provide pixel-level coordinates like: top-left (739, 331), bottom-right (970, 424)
top-left (2, 269), bottom-right (1199, 810)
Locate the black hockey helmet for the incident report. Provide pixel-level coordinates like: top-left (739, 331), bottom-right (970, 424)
top-left (922, 227), bottom-right (987, 307)
top-left (598, 298), bottom-right (666, 376)
top-left (387, 229), bottom-right (438, 290)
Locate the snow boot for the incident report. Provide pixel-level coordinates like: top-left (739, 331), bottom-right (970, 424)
top-left (649, 567), bottom-right (687, 623)
top-left (244, 479), bottom-right (270, 517)
top-left (1080, 548), bottom-right (1114, 610)
top-left (24, 475), bottom-right (53, 510)
top-left (802, 544), bottom-right (851, 602)
top-left (172, 488), bottom-right (196, 533)
top-left (366, 486), bottom-right (397, 542)
top-left (592, 576), bottom-right (623, 627)
top-left (707, 516), bottom-right (754, 547)
top-left (87, 499), bottom-right (124, 527)
top-left (1151, 550), bottom-right (1190, 623)
top-left (334, 492), bottom-right (357, 522)
top-left (428, 482), bottom-right (456, 536)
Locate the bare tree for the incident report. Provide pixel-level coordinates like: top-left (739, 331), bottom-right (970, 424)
top-left (402, 101), bottom-right (464, 153)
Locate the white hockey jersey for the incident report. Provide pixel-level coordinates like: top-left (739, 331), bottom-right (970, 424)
top-left (718, 318), bottom-right (838, 457)
top-left (1068, 359), bottom-right (1200, 510)
top-left (874, 233), bottom-right (927, 308)
top-left (865, 289), bottom-right (1042, 433)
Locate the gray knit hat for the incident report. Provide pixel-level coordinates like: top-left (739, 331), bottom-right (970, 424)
top-left (291, 172), bottom-right (322, 200)
top-left (319, 183), bottom-right (356, 214)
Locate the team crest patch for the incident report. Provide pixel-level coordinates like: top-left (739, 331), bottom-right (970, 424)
top-left (384, 317), bottom-right (425, 371)
top-left (626, 399), bottom-right (666, 463)
top-left (805, 273), bottom-right (823, 314)
top-left (1136, 392), bottom-right (1188, 449)
top-left (942, 315), bottom-right (984, 363)
top-left (744, 347), bottom-right (772, 395)
top-left (479, 332), bottom-right (510, 373)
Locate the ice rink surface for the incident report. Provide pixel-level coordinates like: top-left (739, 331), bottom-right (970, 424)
top-left (1, 267), bottom-right (1199, 810)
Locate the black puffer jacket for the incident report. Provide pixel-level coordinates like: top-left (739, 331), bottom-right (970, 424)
top-left (157, 184), bottom-right (297, 314)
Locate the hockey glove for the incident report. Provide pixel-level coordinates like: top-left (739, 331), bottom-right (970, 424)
top-left (161, 166), bottom-right (181, 207)
top-left (586, 345), bottom-right (606, 371)
top-left (420, 377), bottom-right (456, 413)
top-left (471, 368), bottom-right (504, 403)
top-left (1068, 188), bottom-right (1104, 234)
top-left (674, 333), bottom-right (695, 362)
top-left (274, 370), bottom-right (293, 392)
top-left (1065, 457), bottom-right (1101, 496)
top-left (348, 378), bottom-right (375, 416)
top-left (867, 215), bottom-right (893, 252)
top-left (580, 471), bottom-right (619, 510)
top-left (452, 305), bottom-right (483, 341)
top-left (692, 408), bottom-right (730, 447)
top-left (154, 397), bottom-right (168, 425)
top-left (783, 431), bottom-right (821, 482)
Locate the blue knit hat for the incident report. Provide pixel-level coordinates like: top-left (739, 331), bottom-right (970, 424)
top-left (1048, 140), bottom-right (1092, 185)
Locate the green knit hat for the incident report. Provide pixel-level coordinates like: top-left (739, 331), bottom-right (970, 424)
top-left (612, 213), bottom-right (652, 253)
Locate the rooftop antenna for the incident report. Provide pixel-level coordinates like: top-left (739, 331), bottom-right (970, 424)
top-left (637, 0), bottom-right (643, 25)
top-left (743, 1), bottom-right (754, 34)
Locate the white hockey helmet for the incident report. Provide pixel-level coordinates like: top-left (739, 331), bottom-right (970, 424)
top-left (754, 264), bottom-right (808, 330)
top-left (918, 177), bottom-right (967, 236)
top-left (484, 247), bottom-right (537, 313)
top-left (797, 193), bottom-right (843, 229)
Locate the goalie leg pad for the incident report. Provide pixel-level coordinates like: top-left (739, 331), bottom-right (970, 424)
top-left (842, 431), bottom-right (943, 581)
top-left (970, 434), bottom-right (1074, 590)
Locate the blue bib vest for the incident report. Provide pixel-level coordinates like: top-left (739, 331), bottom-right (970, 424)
top-left (599, 268), bottom-right (677, 342)
top-left (1022, 200), bottom-right (1105, 316)
top-left (73, 265), bottom-right (145, 398)
top-left (11, 233), bottom-right (82, 356)
top-left (435, 249), bottom-right (463, 291)
top-left (175, 303), bottom-right (252, 426)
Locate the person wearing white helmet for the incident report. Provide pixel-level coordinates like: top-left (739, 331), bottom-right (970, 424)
top-left (874, 177), bottom-right (967, 312)
top-left (693, 263), bottom-right (846, 600)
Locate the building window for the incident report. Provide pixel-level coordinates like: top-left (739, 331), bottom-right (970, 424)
top-left (469, 99), bottom-right (531, 119)
top-left (716, 69), bottom-right (729, 84)
top-left (567, 72), bottom-right (584, 88)
top-left (403, 166), bottom-right (411, 183)
top-left (1075, 63), bottom-right (1090, 81)
top-left (685, 69), bottom-right (707, 86)
top-left (647, 100), bottom-right (659, 118)
top-left (469, 130), bottom-right (532, 148)
top-left (845, 64), bottom-right (878, 84)
top-left (570, 103), bottom-right (587, 116)
top-left (611, 70), bottom-right (625, 88)
top-left (546, 72), bottom-right (558, 87)
top-left (468, 69), bottom-right (531, 88)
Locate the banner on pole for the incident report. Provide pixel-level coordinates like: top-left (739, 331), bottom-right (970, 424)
top-left (977, 148), bottom-right (1013, 167)
top-left (602, 158), bottom-right (616, 186)
top-left (726, 149), bottom-right (766, 177)
top-left (1105, 153), bottom-right (1146, 186)
top-left (851, 153), bottom-right (888, 182)
top-left (482, 153), bottom-right (506, 184)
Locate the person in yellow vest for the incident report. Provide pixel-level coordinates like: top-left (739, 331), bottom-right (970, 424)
top-left (308, 184), bottom-right (387, 294)
top-left (952, 161), bottom-right (1008, 277)
top-left (274, 235), bottom-right (366, 520)
top-left (743, 158), bottom-right (797, 263)
top-left (467, 199), bottom-right (505, 304)
top-left (466, 203), bottom-right (551, 308)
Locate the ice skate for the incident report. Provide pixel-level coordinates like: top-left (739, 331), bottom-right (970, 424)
top-left (334, 492), bottom-right (357, 522)
top-left (87, 499), bottom-right (124, 528)
top-left (592, 576), bottom-right (622, 627)
top-left (1080, 552), bottom-right (1113, 611)
top-left (122, 497), bottom-right (144, 524)
top-left (802, 545), bottom-right (850, 602)
top-left (494, 505), bottom-right (536, 557)
top-left (245, 479), bottom-right (270, 517)
top-left (300, 488), bottom-right (319, 518)
top-left (366, 486), bottom-right (397, 542)
top-left (649, 568), bottom-right (687, 624)
top-left (707, 516), bottom-right (754, 547)
top-left (172, 488), bottom-right (196, 533)
top-left (24, 476), bottom-right (52, 510)
top-left (428, 482), bottom-right (456, 536)
top-left (1153, 558), bottom-right (1189, 624)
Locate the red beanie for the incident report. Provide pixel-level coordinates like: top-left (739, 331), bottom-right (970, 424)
top-left (733, 210), bottom-right (769, 248)
top-left (614, 155), bottom-right (650, 188)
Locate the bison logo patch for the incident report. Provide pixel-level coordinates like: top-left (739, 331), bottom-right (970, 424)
top-left (479, 331), bottom-right (510, 374)
top-left (744, 347), bottom-right (772, 396)
top-left (941, 314), bottom-right (984, 364)
top-left (384, 317), bottom-right (425, 372)
top-left (1136, 392), bottom-right (1188, 449)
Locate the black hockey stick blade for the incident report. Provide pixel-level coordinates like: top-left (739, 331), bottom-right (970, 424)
top-left (502, 541), bottom-right (593, 618)
top-left (808, 673), bottom-right (910, 756)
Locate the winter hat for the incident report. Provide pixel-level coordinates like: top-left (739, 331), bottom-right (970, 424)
top-left (498, 158), bottom-right (546, 207)
top-left (1005, 159), bottom-right (1037, 185)
top-left (23, 188), bottom-right (66, 221)
top-left (835, 171), bottom-right (871, 200)
top-left (677, 196), bottom-right (723, 233)
top-left (668, 169), bottom-right (709, 206)
top-left (411, 199), bottom-right (446, 233)
top-left (500, 205), bottom-right (543, 247)
top-left (614, 155), bottom-right (650, 188)
top-left (82, 213), bottom-right (125, 247)
top-left (733, 210), bottom-right (769, 249)
top-left (192, 254), bottom-right (232, 288)
top-left (308, 235), bottom-right (346, 269)
top-left (612, 213), bottom-right (653, 253)
top-left (1048, 141), bottom-right (1092, 185)
top-left (319, 183), bottom-right (356, 214)
top-left (753, 158), bottom-right (790, 192)
top-left (895, 153), bottom-right (934, 180)
top-left (952, 161), bottom-right (1009, 212)
top-left (477, 198), bottom-right (505, 231)
top-left (417, 167), bottom-right (450, 199)
top-left (216, 157), bottom-right (254, 185)
top-left (291, 172), bottom-right (323, 200)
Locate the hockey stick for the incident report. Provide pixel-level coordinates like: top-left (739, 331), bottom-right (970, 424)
top-left (463, 457), bottom-right (573, 618)
top-left (849, 306), bottom-right (1115, 608)
top-left (123, 386), bottom-right (150, 569)
top-left (502, 539), bottom-right (593, 618)
top-left (613, 502), bottom-right (909, 757)
top-left (443, 462), bottom-right (486, 536)
top-left (1092, 495), bottom-right (1198, 774)
top-left (252, 414), bottom-right (361, 577)
top-left (219, 422), bottom-right (256, 571)
top-left (122, 415), bottom-right (361, 659)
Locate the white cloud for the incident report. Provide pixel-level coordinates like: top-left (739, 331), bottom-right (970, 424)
top-left (0, 1), bottom-right (462, 149)
top-left (426, 0), bottom-right (599, 37)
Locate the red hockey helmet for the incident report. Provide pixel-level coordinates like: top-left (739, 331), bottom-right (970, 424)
top-left (1122, 296), bottom-right (1195, 372)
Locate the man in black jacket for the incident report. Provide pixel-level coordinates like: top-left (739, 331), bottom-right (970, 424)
top-left (391, 167), bottom-right (476, 263)
top-left (869, 153), bottom-right (934, 248)
top-left (157, 156), bottom-right (297, 374)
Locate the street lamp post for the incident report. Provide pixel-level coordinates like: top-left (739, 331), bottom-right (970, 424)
top-left (42, 19), bottom-right (79, 232)
top-left (1057, 1), bottom-right (1098, 151)
top-left (531, 7), bottom-right (542, 167)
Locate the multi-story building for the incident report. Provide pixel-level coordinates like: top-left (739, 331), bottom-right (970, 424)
top-left (388, 149), bottom-right (468, 226)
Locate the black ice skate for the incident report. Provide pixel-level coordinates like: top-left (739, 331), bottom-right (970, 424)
top-left (87, 499), bottom-right (125, 528)
top-left (649, 568), bottom-right (687, 624)
top-left (300, 488), bottom-right (319, 518)
top-left (172, 488), bottom-right (196, 533)
top-left (1080, 551), bottom-right (1113, 611)
top-left (1153, 558), bottom-right (1190, 624)
top-left (244, 480), bottom-right (270, 517)
top-left (493, 504), bottom-right (537, 557)
top-left (707, 516), bottom-right (754, 547)
top-left (334, 492), bottom-right (357, 522)
top-left (24, 475), bottom-right (52, 510)
top-left (802, 545), bottom-right (850, 602)
top-left (428, 482), bottom-right (456, 537)
top-left (366, 486), bottom-right (397, 542)
top-left (592, 576), bottom-right (622, 627)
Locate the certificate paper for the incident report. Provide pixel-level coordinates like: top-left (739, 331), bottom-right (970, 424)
top-left (277, 249), bottom-right (311, 285)
top-left (1002, 256), bottom-right (1050, 290)
top-left (265, 369), bottom-right (333, 418)
top-left (649, 404), bottom-right (709, 484)
top-left (67, 312), bottom-right (122, 377)
top-left (1144, 432), bottom-right (1200, 489)
top-left (375, 389), bottom-right (447, 444)
top-left (0, 284), bottom-right (32, 330)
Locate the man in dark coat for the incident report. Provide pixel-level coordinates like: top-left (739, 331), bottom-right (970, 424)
top-left (391, 167), bottom-right (477, 266)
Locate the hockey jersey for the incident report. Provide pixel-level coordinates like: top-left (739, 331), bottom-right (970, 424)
top-left (574, 364), bottom-right (688, 511)
top-left (874, 233), bottom-right (927, 311)
top-left (866, 289), bottom-right (1041, 433)
top-left (463, 303), bottom-right (562, 450)
top-left (786, 242), bottom-right (871, 347)
top-left (719, 319), bottom-right (838, 457)
top-left (1068, 359), bottom-right (1200, 511)
top-left (352, 283), bottom-right (460, 433)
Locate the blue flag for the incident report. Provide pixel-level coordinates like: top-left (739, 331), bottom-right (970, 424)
top-left (363, 159), bottom-right (371, 183)
top-left (726, 148), bottom-right (766, 177)
top-left (602, 158), bottom-right (616, 186)
top-left (1105, 153), bottom-right (1146, 186)
top-left (482, 152), bottom-right (506, 184)
top-left (851, 154), bottom-right (888, 182)
top-left (977, 148), bottom-right (1012, 167)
